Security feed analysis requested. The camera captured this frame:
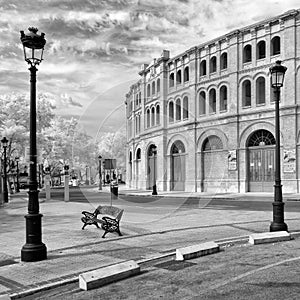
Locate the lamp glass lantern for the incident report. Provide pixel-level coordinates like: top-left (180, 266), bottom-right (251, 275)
top-left (269, 60), bottom-right (287, 88)
top-left (20, 27), bottom-right (46, 66)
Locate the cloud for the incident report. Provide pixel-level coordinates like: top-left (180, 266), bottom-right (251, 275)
top-left (0, 0), bottom-right (299, 135)
top-left (60, 94), bottom-right (82, 108)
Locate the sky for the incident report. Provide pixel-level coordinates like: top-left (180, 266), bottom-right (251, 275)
top-left (0, 0), bottom-right (299, 141)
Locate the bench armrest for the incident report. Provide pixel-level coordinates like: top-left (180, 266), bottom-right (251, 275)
top-left (82, 211), bottom-right (97, 219)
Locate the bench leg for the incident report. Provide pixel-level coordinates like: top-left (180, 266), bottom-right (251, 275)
top-left (102, 231), bottom-right (108, 238)
top-left (82, 223), bottom-right (87, 230)
top-left (117, 228), bottom-right (122, 236)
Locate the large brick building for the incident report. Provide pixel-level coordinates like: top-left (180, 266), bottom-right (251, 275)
top-left (125, 9), bottom-right (300, 193)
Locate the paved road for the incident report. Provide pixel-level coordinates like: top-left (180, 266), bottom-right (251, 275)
top-left (39, 186), bottom-right (300, 213)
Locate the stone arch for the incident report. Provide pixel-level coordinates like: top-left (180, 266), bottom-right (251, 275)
top-left (197, 128), bottom-right (228, 152)
top-left (239, 121), bottom-right (284, 148)
top-left (166, 134), bottom-right (188, 154)
top-left (238, 74), bottom-right (252, 85)
top-left (253, 71), bottom-right (268, 81)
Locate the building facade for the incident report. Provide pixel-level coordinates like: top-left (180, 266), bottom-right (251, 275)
top-left (125, 9), bottom-right (300, 193)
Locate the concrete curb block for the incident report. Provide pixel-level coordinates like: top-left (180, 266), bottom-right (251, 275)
top-left (176, 241), bottom-right (220, 261)
top-left (249, 231), bottom-right (291, 245)
top-left (79, 260), bottom-right (140, 291)
top-left (0, 294), bottom-right (10, 300)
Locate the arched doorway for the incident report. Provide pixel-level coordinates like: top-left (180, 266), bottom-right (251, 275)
top-left (170, 140), bottom-right (185, 191)
top-left (147, 145), bottom-right (157, 190)
top-left (247, 129), bottom-right (275, 192)
top-left (202, 135), bottom-right (225, 192)
top-left (136, 148), bottom-right (141, 188)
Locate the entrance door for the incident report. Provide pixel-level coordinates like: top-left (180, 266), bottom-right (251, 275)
top-left (248, 147), bottom-right (275, 192)
top-left (247, 129), bottom-right (276, 192)
top-left (147, 145), bottom-right (157, 190)
top-left (170, 141), bottom-right (185, 191)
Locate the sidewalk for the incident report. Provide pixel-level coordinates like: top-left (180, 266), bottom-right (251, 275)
top-left (0, 188), bottom-right (299, 299)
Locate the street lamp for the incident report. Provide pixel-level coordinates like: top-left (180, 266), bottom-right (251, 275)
top-left (85, 165), bottom-right (89, 185)
top-left (15, 156), bottom-right (20, 193)
top-left (1, 137), bottom-right (9, 203)
top-left (151, 146), bottom-right (158, 195)
top-left (98, 155), bottom-right (102, 190)
top-left (20, 27), bottom-right (47, 261)
top-left (269, 60), bottom-right (288, 232)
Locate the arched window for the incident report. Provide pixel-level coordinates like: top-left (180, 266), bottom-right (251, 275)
top-left (139, 92), bottom-right (141, 105)
top-left (171, 140), bottom-right (185, 154)
top-left (135, 115), bottom-right (138, 134)
top-left (200, 60), bottom-right (207, 76)
top-left (137, 114), bottom-right (141, 133)
top-left (257, 41), bottom-right (266, 59)
top-left (199, 91), bottom-right (206, 115)
top-left (183, 96), bottom-right (188, 119)
top-left (151, 106), bottom-right (155, 126)
top-left (157, 78), bottom-right (160, 93)
top-left (242, 80), bottom-right (251, 107)
top-left (176, 70), bottom-right (182, 84)
top-left (256, 77), bottom-right (266, 105)
top-left (169, 101), bottom-right (174, 123)
top-left (175, 98), bottom-right (181, 121)
top-left (184, 66), bottom-right (189, 82)
top-left (220, 53), bottom-right (227, 70)
top-left (152, 81), bottom-right (155, 95)
top-left (247, 129), bottom-right (275, 147)
top-left (209, 89), bottom-right (216, 113)
top-left (220, 85), bottom-right (228, 112)
top-left (271, 36), bottom-right (280, 56)
top-left (210, 56), bottom-right (217, 73)
top-left (147, 84), bottom-right (150, 97)
top-left (169, 73), bottom-right (174, 87)
top-left (146, 109), bottom-right (150, 128)
top-left (243, 44), bottom-right (252, 63)
top-left (156, 105), bottom-right (160, 125)
top-left (136, 148), bottom-right (141, 160)
top-left (202, 135), bottom-right (223, 151)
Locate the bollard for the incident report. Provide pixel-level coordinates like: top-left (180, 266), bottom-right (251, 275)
top-left (64, 165), bottom-right (69, 202)
top-left (45, 174), bottom-right (51, 201)
top-left (110, 181), bottom-right (118, 206)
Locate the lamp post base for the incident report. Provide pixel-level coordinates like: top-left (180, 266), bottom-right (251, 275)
top-left (152, 184), bottom-right (158, 195)
top-left (270, 201), bottom-right (288, 232)
top-left (270, 221), bottom-right (288, 232)
top-left (21, 213), bottom-right (47, 262)
top-left (3, 191), bottom-right (8, 203)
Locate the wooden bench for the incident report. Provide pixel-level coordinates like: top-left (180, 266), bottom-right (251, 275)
top-left (81, 205), bottom-right (124, 238)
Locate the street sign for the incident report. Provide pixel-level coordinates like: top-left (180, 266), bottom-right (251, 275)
top-left (104, 159), bottom-right (116, 170)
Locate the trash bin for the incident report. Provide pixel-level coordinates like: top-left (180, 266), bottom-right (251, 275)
top-left (110, 181), bottom-right (118, 201)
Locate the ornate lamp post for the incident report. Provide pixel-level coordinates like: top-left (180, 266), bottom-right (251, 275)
top-left (15, 156), bottom-right (20, 193)
top-left (85, 165), bottom-right (89, 185)
top-left (98, 155), bottom-right (102, 190)
top-left (1, 137), bottom-right (9, 203)
top-left (151, 146), bottom-right (158, 196)
top-left (20, 27), bottom-right (47, 261)
top-left (269, 60), bottom-right (288, 232)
